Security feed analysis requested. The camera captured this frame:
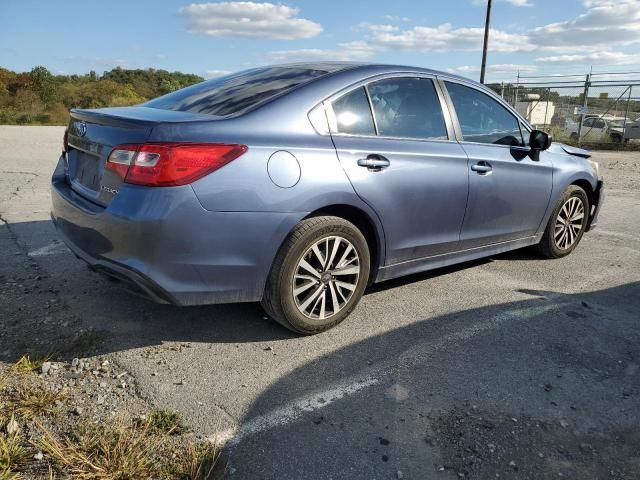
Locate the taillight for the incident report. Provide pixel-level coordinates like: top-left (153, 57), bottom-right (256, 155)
top-left (106, 143), bottom-right (247, 187)
top-left (63, 128), bottom-right (69, 153)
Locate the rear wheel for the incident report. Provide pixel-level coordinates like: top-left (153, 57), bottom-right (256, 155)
top-left (536, 185), bottom-right (589, 259)
top-left (262, 216), bottom-right (370, 334)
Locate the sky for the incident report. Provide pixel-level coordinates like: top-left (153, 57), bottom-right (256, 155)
top-left (1, 0), bottom-right (640, 82)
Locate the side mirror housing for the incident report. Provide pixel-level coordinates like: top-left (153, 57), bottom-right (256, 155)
top-left (530, 129), bottom-right (552, 150)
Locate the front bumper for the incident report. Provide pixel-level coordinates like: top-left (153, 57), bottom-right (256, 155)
top-left (51, 157), bottom-right (304, 306)
top-left (586, 179), bottom-right (604, 232)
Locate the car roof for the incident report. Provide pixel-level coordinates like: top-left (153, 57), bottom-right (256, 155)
top-left (273, 61), bottom-right (472, 83)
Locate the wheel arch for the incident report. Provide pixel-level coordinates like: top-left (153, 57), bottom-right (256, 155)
top-left (303, 204), bottom-right (385, 284)
top-left (570, 178), bottom-right (594, 209)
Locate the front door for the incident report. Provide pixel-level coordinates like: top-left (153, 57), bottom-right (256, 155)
top-left (328, 76), bottom-right (470, 264)
top-left (442, 80), bottom-right (553, 249)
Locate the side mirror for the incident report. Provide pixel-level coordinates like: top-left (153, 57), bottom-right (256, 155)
top-left (530, 129), bottom-right (552, 150)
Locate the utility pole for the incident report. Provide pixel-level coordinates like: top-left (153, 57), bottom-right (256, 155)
top-left (480, 0), bottom-right (492, 84)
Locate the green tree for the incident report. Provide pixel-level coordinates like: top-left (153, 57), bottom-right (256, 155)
top-left (29, 66), bottom-right (57, 106)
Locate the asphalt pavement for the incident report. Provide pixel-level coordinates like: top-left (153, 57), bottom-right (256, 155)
top-left (1, 126), bottom-right (639, 479)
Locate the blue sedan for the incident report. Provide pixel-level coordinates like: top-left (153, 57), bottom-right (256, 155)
top-left (51, 63), bottom-right (604, 334)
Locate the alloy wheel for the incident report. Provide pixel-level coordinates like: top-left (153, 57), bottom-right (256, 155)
top-left (292, 235), bottom-right (360, 321)
top-left (554, 196), bottom-right (585, 250)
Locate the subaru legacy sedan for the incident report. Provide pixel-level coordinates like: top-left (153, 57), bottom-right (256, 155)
top-left (51, 63), bottom-right (604, 334)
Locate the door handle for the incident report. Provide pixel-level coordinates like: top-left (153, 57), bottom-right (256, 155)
top-left (357, 154), bottom-right (390, 170)
top-left (471, 161), bottom-right (492, 174)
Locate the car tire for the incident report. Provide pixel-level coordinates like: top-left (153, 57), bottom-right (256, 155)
top-left (536, 185), bottom-right (590, 259)
top-left (262, 216), bottom-right (370, 335)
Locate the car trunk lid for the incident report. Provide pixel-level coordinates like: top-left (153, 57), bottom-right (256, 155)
top-left (65, 107), bottom-right (213, 206)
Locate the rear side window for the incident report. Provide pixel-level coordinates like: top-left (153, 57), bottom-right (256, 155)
top-left (445, 81), bottom-right (523, 146)
top-left (144, 66), bottom-right (334, 117)
top-left (368, 77), bottom-right (447, 140)
top-left (331, 87), bottom-right (376, 136)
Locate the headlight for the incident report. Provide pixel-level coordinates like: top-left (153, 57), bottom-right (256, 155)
top-left (588, 159), bottom-right (600, 179)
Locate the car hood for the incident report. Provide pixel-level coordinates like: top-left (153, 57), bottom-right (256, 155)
top-left (550, 142), bottom-right (592, 159)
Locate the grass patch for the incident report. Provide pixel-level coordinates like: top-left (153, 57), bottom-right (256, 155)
top-left (147, 409), bottom-right (188, 435)
top-left (0, 433), bottom-right (28, 478)
top-left (0, 356), bottom-right (222, 479)
top-left (38, 419), bottom-right (219, 480)
top-left (163, 441), bottom-right (220, 480)
top-left (39, 420), bottom-right (161, 480)
top-left (1, 382), bottom-right (63, 421)
top-left (9, 356), bottom-right (47, 376)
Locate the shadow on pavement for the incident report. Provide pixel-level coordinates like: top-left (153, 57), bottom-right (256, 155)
top-left (2, 219), bottom-right (639, 478)
top-left (3, 219), bottom-right (500, 359)
top-left (225, 282), bottom-right (640, 479)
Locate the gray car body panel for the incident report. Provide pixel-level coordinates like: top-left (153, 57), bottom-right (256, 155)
top-left (51, 63), bottom-right (602, 305)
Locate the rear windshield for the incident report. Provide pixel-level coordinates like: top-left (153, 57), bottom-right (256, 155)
top-left (143, 66), bottom-right (339, 117)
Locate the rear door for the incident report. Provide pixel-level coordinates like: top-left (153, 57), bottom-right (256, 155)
top-left (441, 80), bottom-right (553, 249)
top-left (328, 75), bottom-right (469, 264)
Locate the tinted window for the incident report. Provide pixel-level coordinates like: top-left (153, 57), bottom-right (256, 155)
top-left (594, 118), bottom-right (606, 129)
top-left (445, 81), bottom-right (523, 146)
top-left (332, 87), bottom-right (376, 135)
top-left (144, 66), bottom-right (338, 117)
top-left (583, 118), bottom-right (594, 127)
top-left (367, 78), bottom-right (447, 139)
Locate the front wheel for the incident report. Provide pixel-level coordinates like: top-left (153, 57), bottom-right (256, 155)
top-left (262, 216), bottom-right (370, 334)
top-left (536, 185), bottom-right (590, 259)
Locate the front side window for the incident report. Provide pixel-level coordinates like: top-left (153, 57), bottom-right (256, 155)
top-left (367, 77), bottom-right (447, 140)
top-left (331, 87), bottom-right (376, 135)
top-left (445, 81), bottom-right (523, 146)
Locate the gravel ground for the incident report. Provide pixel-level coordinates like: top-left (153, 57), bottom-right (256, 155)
top-left (1, 126), bottom-right (639, 479)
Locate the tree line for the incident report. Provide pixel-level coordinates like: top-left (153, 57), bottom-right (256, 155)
top-left (0, 66), bottom-right (204, 125)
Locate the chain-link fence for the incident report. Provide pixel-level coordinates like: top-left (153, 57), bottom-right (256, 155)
top-left (487, 72), bottom-right (640, 149)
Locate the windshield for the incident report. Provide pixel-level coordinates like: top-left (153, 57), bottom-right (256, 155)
top-left (143, 65), bottom-right (342, 117)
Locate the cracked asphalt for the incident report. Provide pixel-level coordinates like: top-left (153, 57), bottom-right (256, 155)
top-left (1, 126), bottom-right (639, 479)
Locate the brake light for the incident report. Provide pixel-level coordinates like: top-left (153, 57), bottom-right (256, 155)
top-left (63, 128), bottom-right (69, 153)
top-left (106, 143), bottom-right (247, 187)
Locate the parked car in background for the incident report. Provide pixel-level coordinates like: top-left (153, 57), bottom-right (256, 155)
top-left (564, 114), bottom-right (634, 142)
top-left (51, 63), bottom-right (604, 334)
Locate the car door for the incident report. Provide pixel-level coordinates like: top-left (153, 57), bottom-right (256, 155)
top-left (441, 79), bottom-right (553, 249)
top-left (581, 117), bottom-right (605, 141)
top-left (327, 76), bottom-right (469, 264)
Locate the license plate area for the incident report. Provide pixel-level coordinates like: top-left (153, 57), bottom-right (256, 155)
top-left (72, 151), bottom-right (102, 191)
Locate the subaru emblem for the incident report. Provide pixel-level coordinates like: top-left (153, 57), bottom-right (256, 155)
top-left (77, 121), bottom-right (87, 137)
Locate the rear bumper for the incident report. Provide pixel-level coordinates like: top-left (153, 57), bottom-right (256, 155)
top-left (586, 179), bottom-right (604, 232)
top-left (51, 157), bottom-right (304, 306)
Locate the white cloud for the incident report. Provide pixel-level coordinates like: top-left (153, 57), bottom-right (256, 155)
top-left (383, 15), bottom-right (411, 22)
top-left (529, 0), bottom-right (640, 49)
top-left (536, 51), bottom-right (640, 65)
top-left (267, 41), bottom-right (376, 62)
top-left (205, 69), bottom-right (232, 78)
top-left (471, 0), bottom-right (533, 6)
top-left (454, 63), bottom-right (537, 73)
top-left (179, 2), bottom-right (322, 40)
top-left (362, 23), bottom-right (534, 53)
